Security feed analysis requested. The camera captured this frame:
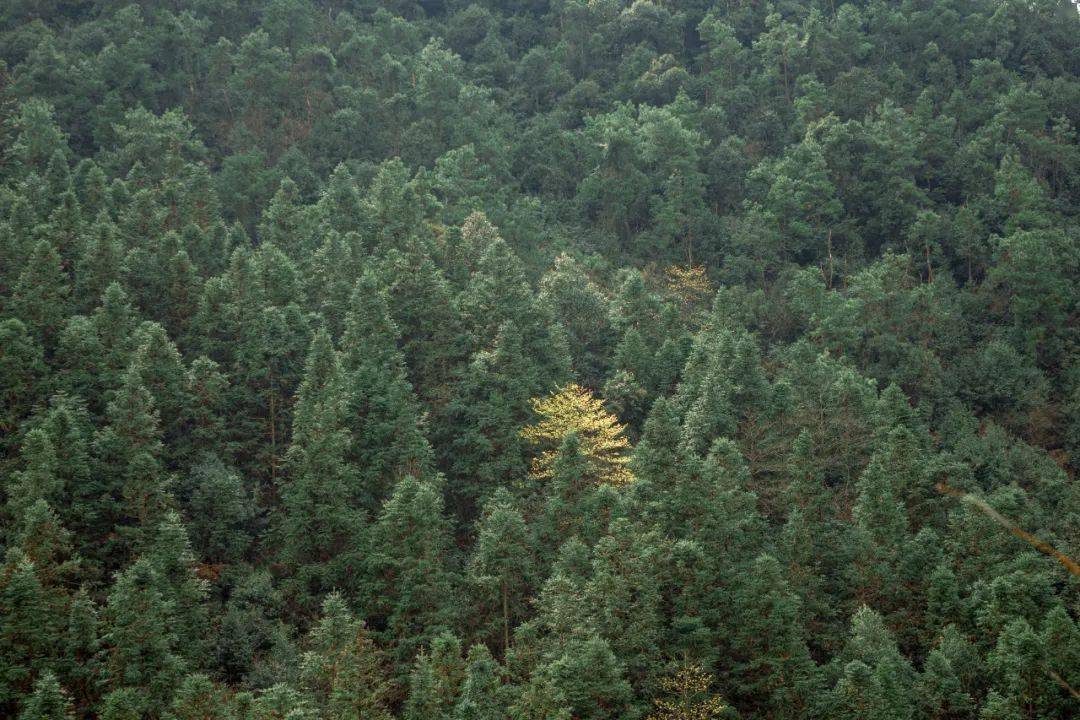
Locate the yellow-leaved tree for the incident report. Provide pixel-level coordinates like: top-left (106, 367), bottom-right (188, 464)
top-left (647, 664), bottom-right (728, 720)
top-left (520, 383), bottom-right (634, 486)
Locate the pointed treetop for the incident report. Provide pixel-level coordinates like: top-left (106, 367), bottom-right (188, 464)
top-left (521, 384), bottom-right (633, 486)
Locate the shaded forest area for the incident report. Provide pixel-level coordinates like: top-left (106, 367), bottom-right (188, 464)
top-left (1, 0), bottom-right (1079, 719)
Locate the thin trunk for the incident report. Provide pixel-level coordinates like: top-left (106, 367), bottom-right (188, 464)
top-left (502, 581), bottom-right (510, 656)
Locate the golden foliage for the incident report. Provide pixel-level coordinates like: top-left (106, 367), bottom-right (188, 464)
top-left (520, 383), bottom-right (633, 486)
top-left (647, 665), bottom-right (728, 720)
top-left (665, 265), bottom-right (713, 309)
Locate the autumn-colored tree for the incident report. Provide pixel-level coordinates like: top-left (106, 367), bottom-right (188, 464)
top-left (520, 384), bottom-right (633, 486)
top-left (646, 665), bottom-right (727, 720)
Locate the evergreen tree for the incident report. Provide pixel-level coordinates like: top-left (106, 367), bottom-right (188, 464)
top-left (468, 489), bottom-right (535, 656)
top-left (0, 320), bottom-right (46, 447)
top-left (301, 593), bottom-right (393, 720)
top-left (536, 634), bottom-right (632, 720)
top-left (144, 511), bottom-right (210, 669)
top-left (278, 329), bottom-right (366, 611)
top-left (454, 644), bottom-right (506, 720)
top-left (11, 239), bottom-right (70, 352)
top-left (17, 671), bottom-right (73, 720)
top-left (340, 273), bottom-right (434, 508)
top-left (0, 549), bottom-right (53, 713)
top-left (166, 674), bottom-right (235, 720)
top-left (102, 558), bottom-right (187, 714)
top-left (725, 553), bottom-right (819, 719)
top-left (368, 476), bottom-right (462, 666)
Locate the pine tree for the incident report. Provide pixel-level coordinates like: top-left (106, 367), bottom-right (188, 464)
top-left (10, 99), bottom-right (69, 174)
top-left (185, 455), bottom-right (252, 565)
top-left (315, 163), bottom-right (367, 237)
top-left (404, 633), bottom-right (467, 720)
top-left (508, 675), bottom-right (571, 720)
top-left (986, 618), bottom-right (1054, 719)
top-left (7, 429), bottom-right (62, 524)
top-left (830, 606), bottom-right (916, 720)
top-left (537, 254), bottom-right (615, 388)
top-left (167, 674), bottom-right (235, 720)
top-left (17, 671), bottom-right (73, 720)
top-left (584, 520), bottom-right (668, 694)
top-left (537, 634), bottom-right (632, 720)
top-left (103, 558), bottom-right (187, 715)
top-left (278, 330), bottom-right (366, 611)
top-left (915, 648), bottom-right (972, 720)
top-left (454, 644), bottom-right (506, 720)
top-left (404, 653), bottom-right (447, 720)
top-left (93, 365), bottom-right (168, 551)
top-left (368, 476), bottom-right (462, 667)
top-left (11, 239), bottom-right (70, 352)
top-left (0, 320), bottom-right (45, 449)
top-left (145, 511), bottom-right (210, 669)
top-left (537, 433), bottom-right (621, 550)
top-left (440, 321), bottom-right (535, 510)
top-left (60, 588), bottom-right (101, 714)
top-left (0, 549), bottom-right (53, 712)
top-left (301, 593), bottom-right (393, 720)
top-left (726, 553), bottom-right (820, 720)
top-left (340, 274), bottom-right (434, 507)
top-left (468, 489), bottom-right (535, 656)
top-left (259, 177), bottom-right (312, 257)
top-left (129, 322), bottom-right (188, 462)
top-left (73, 213), bottom-right (124, 313)
top-left (14, 500), bottom-right (79, 596)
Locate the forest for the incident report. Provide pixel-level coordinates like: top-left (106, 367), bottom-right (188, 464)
top-left (0, 0), bottom-right (1079, 718)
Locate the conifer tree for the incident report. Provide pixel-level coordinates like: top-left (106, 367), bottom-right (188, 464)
top-left (340, 274), bottom-right (434, 507)
top-left (145, 511), bottom-right (210, 669)
top-left (830, 606), bottom-right (916, 720)
top-left (103, 558), bottom-right (187, 715)
top-left (368, 476), bottom-right (462, 666)
top-left (584, 520), bottom-right (667, 694)
top-left (94, 364), bottom-right (168, 550)
top-left (17, 671), bottom-right (73, 720)
top-left (468, 489), bottom-right (535, 656)
top-left (404, 652), bottom-right (447, 720)
top-left (14, 500), bottom-right (79, 597)
top-left (521, 384), bottom-right (633, 486)
top-left (404, 633), bottom-right (468, 720)
top-left (726, 553), bottom-right (819, 719)
top-left (11, 239), bottom-right (70, 352)
top-left (167, 674), bottom-right (235, 720)
top-left (301, 593), bottom-right (393, 720)
top-left (0, 320), bottom-right (45, 448)
top-left (60, 588), bottom-right (101, 714)
top-left (6, 429), bottom-right (62, 524)
top-left (0, 549), bottom-right (53, 712)
top-left (536, 635), bottom-right (632, 720)
top-left (441, 321), bottom-right (535, 509)
top-left (537, 254), bottom-right (615, 388)
top-left (455, 644), bottom-right (506, 720)
top-left (73, 213), bottom-right (124, 313)
top-left (279, 329), bottom-right (366, 610)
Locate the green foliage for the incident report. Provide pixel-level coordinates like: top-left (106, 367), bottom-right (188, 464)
top-left (1, 2), bottom-right (1079, 719)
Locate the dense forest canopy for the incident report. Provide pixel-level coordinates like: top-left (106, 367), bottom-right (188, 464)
top-left (1, 0), bottom-right (1079, 719)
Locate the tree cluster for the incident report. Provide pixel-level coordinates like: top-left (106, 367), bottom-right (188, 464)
top-left (1, 1), bottom-right (1079, 719)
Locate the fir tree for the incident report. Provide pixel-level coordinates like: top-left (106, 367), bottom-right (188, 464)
top-left (17, 671), bottom-right (73, 720)
top-left (455, 644), bottom-right (506, 720)
top-left (368, 476), bottom-right (462, 667)
top-left (301, 593), bottom-right (393, 720)
top-left (468, 489), bottom-right (535, 656)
